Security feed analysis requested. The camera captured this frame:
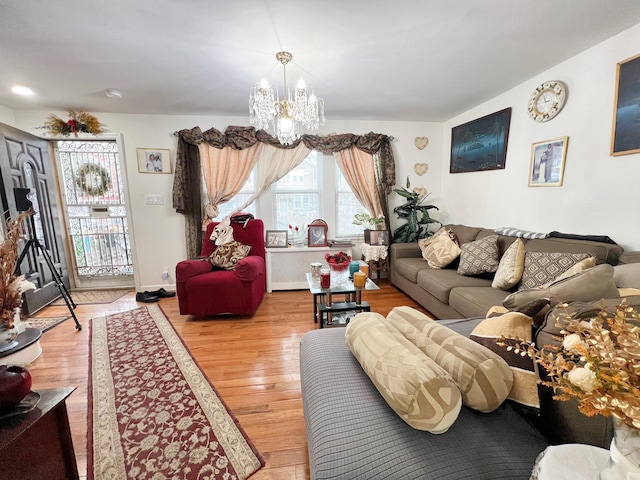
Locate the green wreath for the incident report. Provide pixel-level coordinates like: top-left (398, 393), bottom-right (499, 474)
top-left (75, 163), bottom-right (112, 196)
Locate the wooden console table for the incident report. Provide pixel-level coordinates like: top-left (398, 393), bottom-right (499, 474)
top-left (0, 387), bottom-right (78, 480)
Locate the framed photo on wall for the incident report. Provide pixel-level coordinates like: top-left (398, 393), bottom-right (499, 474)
top-left (528, 136), bottom-right (568, 187)
top-left (137, 148), bottom-right (172, 174)
top-left (611, 53), bottom-right (640, 156)
top-left (266, 230), bottom-right (288, 248)
top-left (450, 107), bottom-right (512, 173)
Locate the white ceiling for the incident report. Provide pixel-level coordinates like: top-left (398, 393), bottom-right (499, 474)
top-left (2, 0), bottom-right (640, 122)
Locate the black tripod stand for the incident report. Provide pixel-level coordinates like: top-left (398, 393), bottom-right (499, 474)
top-left (16, 215), bottom-right (82, 331)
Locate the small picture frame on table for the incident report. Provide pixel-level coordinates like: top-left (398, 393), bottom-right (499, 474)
top-left (266, 230), bottom-right (288, 248)
top-left (369, 230), bottom-right (390, 246)
top-left (308, 225), bottom-right (328, 247)
top-left (137, 148), bottom-right (172, 174)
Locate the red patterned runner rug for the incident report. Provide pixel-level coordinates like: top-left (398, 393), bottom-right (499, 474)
top-left (88, 304), bottom-right (264, 479)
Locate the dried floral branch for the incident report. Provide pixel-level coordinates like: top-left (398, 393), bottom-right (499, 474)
top-left (498, 300), bottom-right (640, 429)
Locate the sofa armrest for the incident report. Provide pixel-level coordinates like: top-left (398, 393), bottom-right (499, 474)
top-left (176, 258), bottom-right (213, 282)
top-left (390, 242), bottom-right (422, 262)
top-left (234, 255), bottom-right (265, 281)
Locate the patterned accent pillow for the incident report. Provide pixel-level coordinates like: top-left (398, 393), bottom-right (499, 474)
top-left (345, 312), bottom-right (462, 433)
top-left (541, 256), bottom-right (596, 287)
top-left (518, 251), bottom-right (590, 290)
top-left (457, 235), bottom-right (500, 276)
top-left (470, 312), bottom-right (539, 409)
top-left (492, 238), bottom-right (526, 290)
top-left (385, 306), bottom-right (513, 413)
top-left (494, 227), bottom-right (549, 239)
top-left (418, 227), bottom-right (461, 269)
top-left (208, 241), bottom-right (251, 270)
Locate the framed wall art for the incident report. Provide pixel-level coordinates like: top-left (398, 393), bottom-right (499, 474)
top-left (137, 148), bottom-right (172, 174)
top-left (450, 107), bottom-right (512, 173)
top-left (266, 230), bottom-right (288, 248)
top-left (611, 53), bottom-right (640, 156)
top-left (528, 136), bottom-right (568, 187)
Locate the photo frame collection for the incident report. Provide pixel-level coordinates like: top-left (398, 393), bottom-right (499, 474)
top-left (137, 148), bottom-right (172, 174)
top-left (446, 52), bottom-right (639, 185)
top-left (266, 230), bottom-right (288, 248)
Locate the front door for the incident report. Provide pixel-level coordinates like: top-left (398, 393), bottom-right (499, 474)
top-left (0, 123), bottom-right (70, 315)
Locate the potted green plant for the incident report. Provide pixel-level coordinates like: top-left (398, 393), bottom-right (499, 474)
top-left (352, 211), bottom-right (385, 230)
top-left (392, 177), bottom-right (440, 243)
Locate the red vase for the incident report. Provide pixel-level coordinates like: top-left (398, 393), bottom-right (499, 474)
top-left (0, 365), bottom-right (32, 408)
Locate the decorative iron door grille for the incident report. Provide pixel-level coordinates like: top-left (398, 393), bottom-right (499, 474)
top-left (57, 140), bottom-right (133, 278)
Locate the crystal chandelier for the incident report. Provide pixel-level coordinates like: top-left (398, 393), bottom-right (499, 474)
top-left (249, 51), bottom-right (325, 145)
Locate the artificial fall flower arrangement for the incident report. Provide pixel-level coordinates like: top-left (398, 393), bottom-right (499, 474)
top-left (40, 110), bottom-right (107, 137)
top-left (502, 301), bottom-right (640, 429)
top-left (325, 251), bottom-right (352, 266)
top-left (0, 212), bottom-right (36, 329)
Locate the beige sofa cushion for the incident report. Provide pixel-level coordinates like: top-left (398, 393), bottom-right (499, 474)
top-left (385, 306), bottom-right (513, 413)
top-left (614, 263), bottom-right (640, 288)
top-left (492, 238), bottom-right (526, 290)
top-left (418, 227), bottom-right (461, 269)
top-left (345, 312), bottom-right (462, 433)
top-left (470, 313), bottom-right (539, 408)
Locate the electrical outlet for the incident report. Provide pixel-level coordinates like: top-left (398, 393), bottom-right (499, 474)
top-left (162, 268), bottom-right (169, 280)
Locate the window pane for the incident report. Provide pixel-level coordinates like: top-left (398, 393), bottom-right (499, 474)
top-left (275, 193), bottom-right (319, 230)
top-left (274, 152), bottom-right (321, 230)
top-left (336, 168), bottom-right (365, 237)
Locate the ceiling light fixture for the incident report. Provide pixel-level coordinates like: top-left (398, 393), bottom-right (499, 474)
top-left (105, 89), bottom-right (123, 99)
top-left (11, 85), bottom-right (33, 96)
top-left (249, 51), bottom-right (325, 145)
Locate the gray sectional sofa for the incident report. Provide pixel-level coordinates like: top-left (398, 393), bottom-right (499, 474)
top-left (390, 224), bottom-right (626, 319)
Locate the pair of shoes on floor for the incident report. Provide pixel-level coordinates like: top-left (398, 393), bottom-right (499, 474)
top-left (136, 292), bottom-right (159, 303)
top-left (146, 288), bottom-right (176, 298)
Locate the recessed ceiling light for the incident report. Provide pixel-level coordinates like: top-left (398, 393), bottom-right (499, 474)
top-left (105, 89), bottom-right (123, 99)
top-left (11, 85), bottom-right (33, 96)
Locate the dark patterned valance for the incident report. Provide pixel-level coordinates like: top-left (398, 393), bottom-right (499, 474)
top-left (173, 125), bottom-right (396, 256)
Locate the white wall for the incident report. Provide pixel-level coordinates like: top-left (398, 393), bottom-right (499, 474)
top-left (441, 23), bottom-right (640, 252)
top-left (7, 110), bottom-right (437, 290)
top-left (0, 105), bottom-right (14, 125)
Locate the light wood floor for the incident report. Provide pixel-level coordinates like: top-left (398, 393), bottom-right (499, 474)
top-left (26, 279), bottom-right (429, 480)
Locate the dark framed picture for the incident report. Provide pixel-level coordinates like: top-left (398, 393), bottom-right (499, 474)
top-left (528, 137), bottom-right (568, 187)
top-left (266, 230), bottom-right (288, 248)
top-left (369, 230), bottom-right (389, 246)
top-left (308, 225), bottom-right (328, 247)
top-left (611, 53), bottom-right (640, 156)
top-left (450, 107), bottom-right (512, 173)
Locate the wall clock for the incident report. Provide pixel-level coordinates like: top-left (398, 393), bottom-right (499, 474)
top-left (527, 81), bottom-right (567, 122)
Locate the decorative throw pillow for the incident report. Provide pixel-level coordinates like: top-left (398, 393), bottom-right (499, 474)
top-left (503, 263), bottom-right (620, 311)
top-left (457, 235), bottom-right (500, 276)
top-left (418, 227), bottom-right (461, 269)
top-left (518, 252), bottom-right (590, 290)
top-left (470, 312), bottom-right (539, 409)
top-left (345, 312), bottom-right (462, 433)
top-left (492, 238), bottom-right (526, 290)
top-left (541, 256), bottom-right (596, 287)
top-left (385, 306), bottom-right (513, 413)
top-left (208, 241), bottom-right (251, 270)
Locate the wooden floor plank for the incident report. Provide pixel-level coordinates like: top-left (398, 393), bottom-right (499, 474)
top-left (25, 279), bottom-right (428, 480)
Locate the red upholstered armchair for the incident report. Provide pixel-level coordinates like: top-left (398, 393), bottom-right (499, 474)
top-left (176, 218), bottom-right (266, 317)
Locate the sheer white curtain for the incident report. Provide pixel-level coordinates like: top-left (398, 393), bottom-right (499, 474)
top-left (334, 147), bottom-right (384, 219)
top-left (231, 142), bottom-right (311, 215)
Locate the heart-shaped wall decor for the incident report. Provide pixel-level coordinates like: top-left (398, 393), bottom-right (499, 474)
top-left (413, 187), bottom-right (427, 199)
top-left (414, 163), bottom-right (428, 176)
top-left (414, 137), bottom-right (429, 150)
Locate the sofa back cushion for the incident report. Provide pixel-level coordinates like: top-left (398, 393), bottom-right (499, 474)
top-left (522, 237), bottom-right (623, 265)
